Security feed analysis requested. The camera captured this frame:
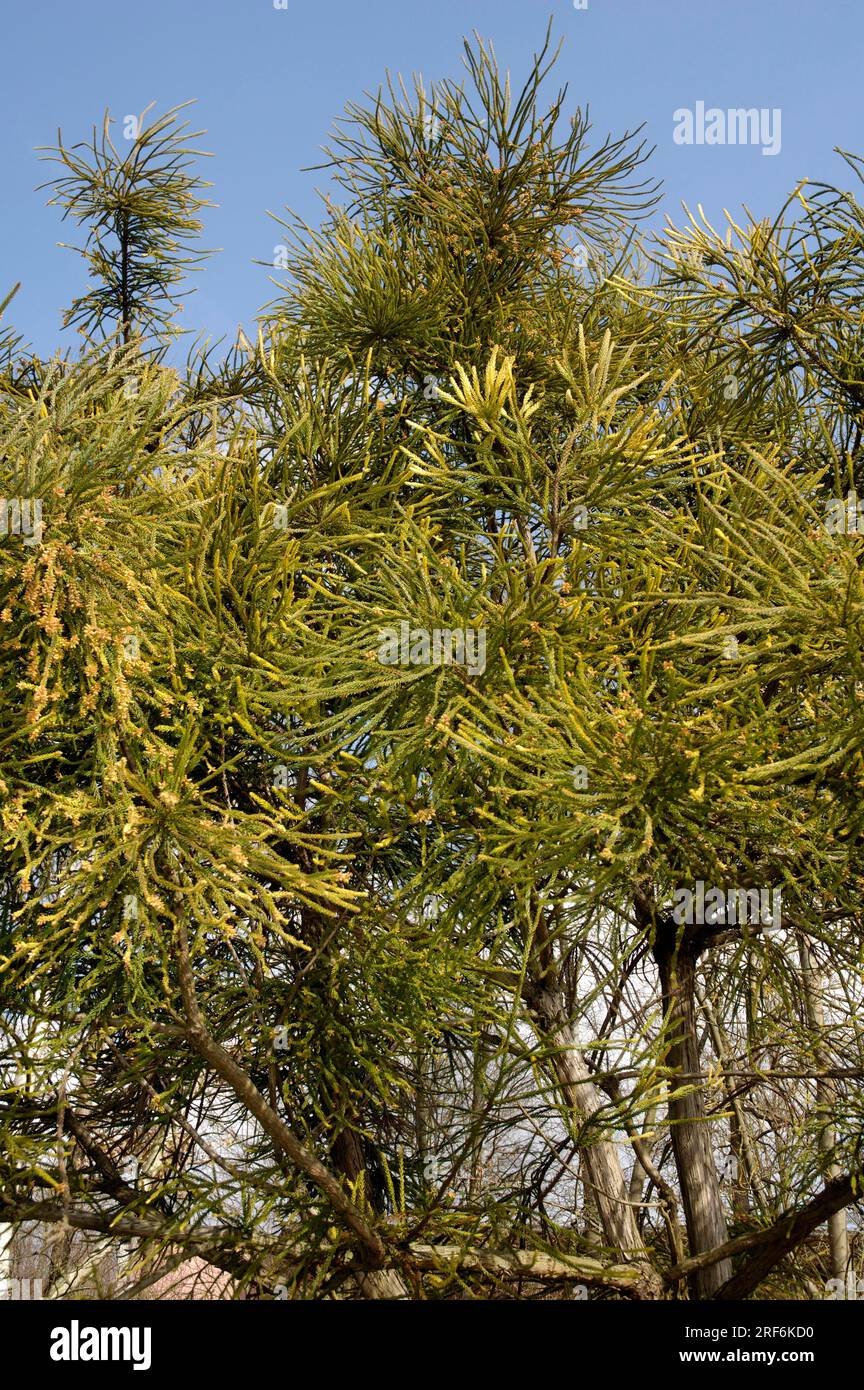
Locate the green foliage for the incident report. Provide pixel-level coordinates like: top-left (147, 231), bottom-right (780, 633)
top-left (1, 30), bottom-right (863, 1301)
top-left (40, 102), bottom-right (214, 349)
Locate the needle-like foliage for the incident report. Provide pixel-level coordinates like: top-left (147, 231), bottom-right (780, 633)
top-left (1, 29), bottom-right (863, 1302)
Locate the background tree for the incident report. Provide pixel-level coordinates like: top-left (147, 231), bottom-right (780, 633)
top-left (40, 102), bottom-right (214, 350)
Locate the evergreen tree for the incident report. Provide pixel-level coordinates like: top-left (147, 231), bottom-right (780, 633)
top-left (1, 29), bottom-right (862, 1300)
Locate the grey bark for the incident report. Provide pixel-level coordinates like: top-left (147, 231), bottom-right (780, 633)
top-left (528, 984), bottom-right (663, 1297)
top-left (653, 932), bottom-right (732, 1296)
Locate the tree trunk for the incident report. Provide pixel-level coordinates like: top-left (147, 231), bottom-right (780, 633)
top-left (797, 935), bottom-right (848, 1282)
top-left (529, 985), bottom-right (663, 1297)
top-left (695, 980), bottom-right (765, 1220)
top-left (329, 1127), bottom-right (410, 1299)
top-left (653, 937), bottom-right (732, 1297)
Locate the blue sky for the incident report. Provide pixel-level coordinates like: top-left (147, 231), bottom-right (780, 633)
top-left (2, 0), bottom-right (862, 359)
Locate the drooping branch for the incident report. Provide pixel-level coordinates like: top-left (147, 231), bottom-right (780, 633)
top-left (662, 1173), bottom-right (863, 1298)
top-left (174, 922), bottom-right (388, 1265)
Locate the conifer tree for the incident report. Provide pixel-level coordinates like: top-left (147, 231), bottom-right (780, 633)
top-left (40, 102), bottom-right (214, 349)
top-left (1, 28), bottom-right (863, 1301)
